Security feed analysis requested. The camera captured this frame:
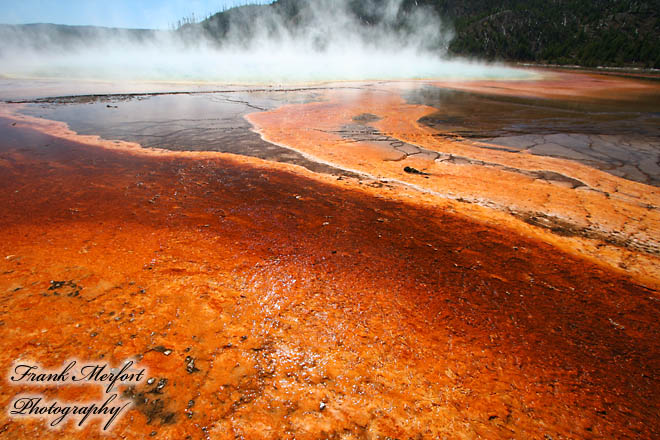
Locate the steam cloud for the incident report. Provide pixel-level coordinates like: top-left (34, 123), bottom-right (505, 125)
top-left (0, 0), bottom-right (530, 84)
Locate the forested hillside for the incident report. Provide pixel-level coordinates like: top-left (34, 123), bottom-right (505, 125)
top-left (429, 0), bottom-right (660, 67)
top-left (3, 1), bottom-right (657, 68)
top-left (194, 0), bottom-right (660, 68)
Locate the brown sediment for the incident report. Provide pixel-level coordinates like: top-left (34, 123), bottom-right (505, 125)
top-left (0, 99), bottom-right (660, 440)
top-left (245, 79), bottom-right (660, 288)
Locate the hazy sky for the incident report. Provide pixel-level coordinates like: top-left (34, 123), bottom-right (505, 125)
top-left (0, 0), bottom-right (274, 29)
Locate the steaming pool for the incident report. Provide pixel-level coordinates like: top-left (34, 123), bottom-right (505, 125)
top-left (1, 68), bottom-right (660, 439)
top-left (5, 70), bottom-right (660, 187)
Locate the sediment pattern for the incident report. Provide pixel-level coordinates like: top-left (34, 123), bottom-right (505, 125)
top-left (246, 73), bottom-right (660, 283)
top-left (0, 69), bottom-right (659, 439)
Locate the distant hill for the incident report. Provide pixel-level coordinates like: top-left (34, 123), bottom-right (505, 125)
top-left (192, 0), bottom-right (660, 68)
top-left (0, 23), bottom-right (163, 54)
top-left (2, 0), bottom-right (658, 68)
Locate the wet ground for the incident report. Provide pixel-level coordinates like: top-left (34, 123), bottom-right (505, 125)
top-left (406, 86), bottom-right (660, 186)
top-left (12, 91), bottom-right (357, 177)
top-left (0, 69), bottom-right (659, 439)
top-left (244, 76), bottom-right (660, 283)
top-left (10, 79), bottom-right (660, 186)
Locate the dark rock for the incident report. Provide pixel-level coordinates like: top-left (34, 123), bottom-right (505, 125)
top-left (403, 166), bottom-right (429, 175)
top-left (185, 356), bottom-right (199, 374)
top-left (152, 346), bottom-right (173, 355)
top-left (48, 280), bottom-right (67, 290)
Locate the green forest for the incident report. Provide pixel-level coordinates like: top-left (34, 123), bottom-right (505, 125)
top-left (430, 0), bottom-right (660, 68)
top-left (197, 0), bottom-right (660, 68)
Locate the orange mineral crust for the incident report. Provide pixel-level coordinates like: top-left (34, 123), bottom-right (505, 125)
top-left (246, 82), bottom-right (660, 284)
top-left (0, 118), bottom-right (659, 439)
top-left (430, 69), bottom-right (660, 102)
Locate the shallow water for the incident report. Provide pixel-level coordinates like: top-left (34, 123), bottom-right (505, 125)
top-left (13, 78), bottom-right (660, 185)
top-left (15, 92), bottom-right (356, 176)
top-left (405, 86), bottom-right (660, 185)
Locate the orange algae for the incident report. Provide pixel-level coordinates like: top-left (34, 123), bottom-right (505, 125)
top-left (430, 69), bottom-right (660, 101)
top-left (0, 69), bottom-right (659, 439)
top-left (246, 77), bottom-right (660, 287)
top-left (0, 112), bottom-right (658, 439)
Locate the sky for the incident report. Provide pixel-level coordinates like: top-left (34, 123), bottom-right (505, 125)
top-left (0, 0), bottom-right (274, 29)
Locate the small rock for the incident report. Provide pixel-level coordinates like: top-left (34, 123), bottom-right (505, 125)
top-left (185, 356), bottom-right (199, 374)
top-left (152, 346), bottom-right (173, 355)
top-left (608, 318), bottom-right (625, 330)
top-left (403, 166), bottom-right (429, 175)
top-left (48, 281), bottom-right (66, 290)
top-left (156, 378), bottom-right (167, 391)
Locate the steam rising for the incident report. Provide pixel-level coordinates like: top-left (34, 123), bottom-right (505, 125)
top-left (0, 0), bottom-right (532, 84)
